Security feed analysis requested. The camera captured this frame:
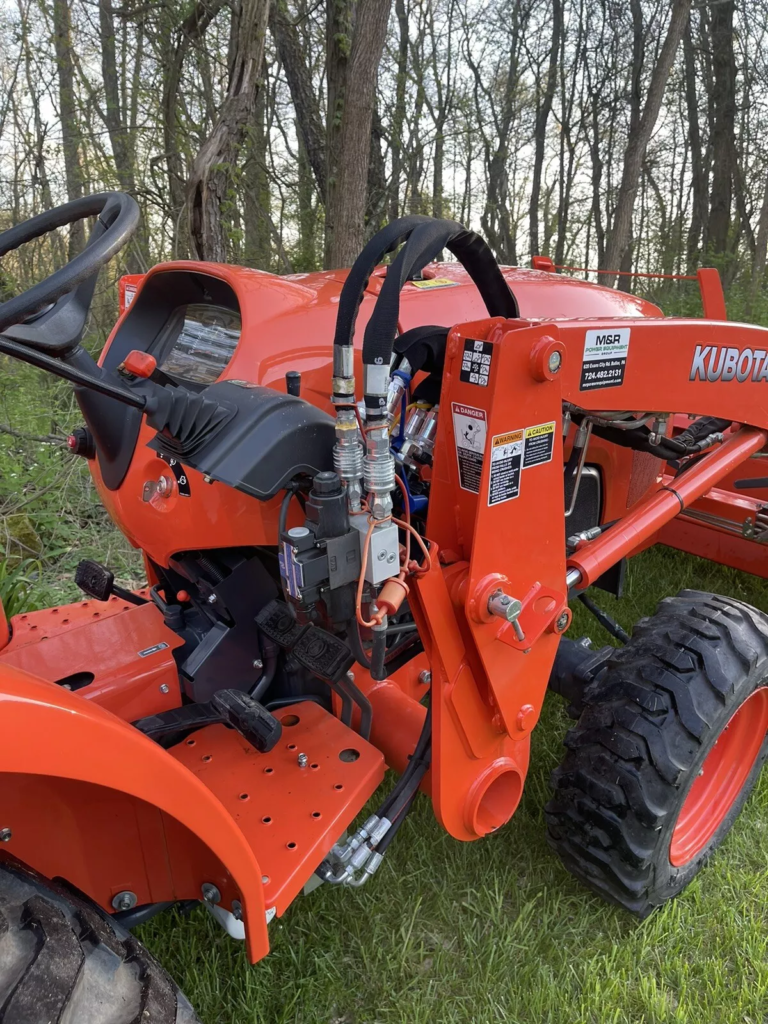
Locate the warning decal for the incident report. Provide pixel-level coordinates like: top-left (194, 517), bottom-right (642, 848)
top-left (410, 276), bottom-right (460, 290)
top-left (523, 421), bottom-right (555, 468)
top-left (488, 430), bottom-right (523, 506)
top-left (580, 327), bottom-right (631, 390)
top-left (460, 338), bottom-right (493, 386)
top-left (452, 402), bottom-right (487, 493)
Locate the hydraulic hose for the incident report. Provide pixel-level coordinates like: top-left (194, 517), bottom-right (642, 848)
top-left (361, 219), bottom-right (519, 421)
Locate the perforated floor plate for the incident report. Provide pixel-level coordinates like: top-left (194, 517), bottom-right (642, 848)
top-left (170, 701), bottom-right (386, 914)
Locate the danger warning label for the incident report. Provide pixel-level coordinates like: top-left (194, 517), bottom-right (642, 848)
top-left (523, 421), bottom-right (555, 468)
top-left (452, 402), bottom-right (487, 493)
top-left (488, 429), bottom-right (523, 505)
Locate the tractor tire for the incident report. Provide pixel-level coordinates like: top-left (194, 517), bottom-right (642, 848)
top-left (546, 590), bottom-right (768, 917)
top-left (0, 860), bottom-right (200, 1024)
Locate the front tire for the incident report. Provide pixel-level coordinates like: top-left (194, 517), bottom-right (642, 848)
top-left (546, 590), bottom-right (768, 917)
top-left (0, 861), bottom-right (199, 1023)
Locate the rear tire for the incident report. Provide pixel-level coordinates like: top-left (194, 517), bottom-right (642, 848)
top-left (546, 590), bottom-right (768, 917)
top-left (0, 861), bottom-right (200, 1023)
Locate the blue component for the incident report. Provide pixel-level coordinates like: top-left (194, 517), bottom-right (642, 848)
top-left (397, 467), bottom-right (428, 514)
top-left (390, 370), bottom-right (411, 452)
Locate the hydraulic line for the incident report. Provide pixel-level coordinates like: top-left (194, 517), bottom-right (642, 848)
top-left (577, 592), bottom-right (630, 645)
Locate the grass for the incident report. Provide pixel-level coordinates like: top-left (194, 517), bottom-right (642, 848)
top-left (2, 357), bottom-right (768, 1024)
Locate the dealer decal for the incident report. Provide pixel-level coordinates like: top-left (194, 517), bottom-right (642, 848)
top-left (580, 327), bottom-right (631, 390)
top-left (690, 345), bottom-right (768, 382)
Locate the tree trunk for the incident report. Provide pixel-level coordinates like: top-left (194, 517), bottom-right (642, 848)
top-left (601, 0), bottom-right (691, 282)
top-left (269, 0), bottom-right (326, 198)
top-left (706, 0), bottom-right (736, 255)
top-left (529, 0), bottom-right (562, 258)
top-left (186, 0), bottom-right (270, 261)
top-left (683, 16), bottom-right (707, 267)
top-left (325, 0), bottom-right (392, 269)
top-left (51, 0), bottom-right (85, 258)
top-left (389, 0), bottom-right (409, 220)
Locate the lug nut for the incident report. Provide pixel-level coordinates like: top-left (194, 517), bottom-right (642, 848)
top-left (418, 670), bottom-right (432, 686)
top-left (297, 753), bottom-right (308, 768)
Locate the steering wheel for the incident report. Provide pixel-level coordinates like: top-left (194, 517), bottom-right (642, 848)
top-left (0, 192), bottom-right (140, 353)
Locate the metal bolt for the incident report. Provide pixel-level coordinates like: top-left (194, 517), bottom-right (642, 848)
top-left (253, 658), bottom-right (263, 669)
top-left (548, 350), bottom-right (562, 373)
top-left (159, 683), bottom-right (170, 694)
top-left (555, 611), bottom-right (569, 633)
top-left (418, 670), bottom-right (432, 686)
top-left (297, 753), bottom-right (308, 768)
top-left (231, 899), bottom-right (243, 921)
top-left (201, 883), bottom-right (221, 904)
top-left (156, 475), bottom-right (173, 498)
top-left (261, 874), bottom-right (270, 884)
top-left (387, 552), bottom-right (397, 563)
top-left (377, 549), bottom-right (387, 561)
top-left (207, 593), bottom-right (217, 605)
top-left (203, 475), bottom-right (213, 484)
top-left (112, 890), bottom-right (137, 911)
top-left (0, 828), bottom-right (11, 843)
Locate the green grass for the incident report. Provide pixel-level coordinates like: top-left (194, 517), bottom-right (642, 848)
top-left (2, 357), bottom-right (768, 1023)
top-left (137, 546), bottom-right (768, 1024)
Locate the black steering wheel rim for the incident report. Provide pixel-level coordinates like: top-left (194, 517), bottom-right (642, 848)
top-left (0, 192), bottom-right (140, 337)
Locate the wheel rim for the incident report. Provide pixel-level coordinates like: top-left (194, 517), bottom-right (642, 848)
top-left (670, 687), bottom-right (768, 867)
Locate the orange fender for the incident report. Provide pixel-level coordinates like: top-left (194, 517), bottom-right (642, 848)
top-left (0, 664), bottom-right (269, 962)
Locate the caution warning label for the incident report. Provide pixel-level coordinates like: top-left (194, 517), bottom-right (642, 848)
top-left (452, 402), bottom-right (487, 493)
top-left (523, 421), bottom-right (556, 468)
top-left (488, 429), bottom-right (523, 505)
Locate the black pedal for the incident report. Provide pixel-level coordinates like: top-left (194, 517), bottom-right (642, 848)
top-left (134, 689), bottom-right (281, 753)
top-left (75, 559), bottom-right (147, 606)
top-left (293, 625), bottom-right (354, 684)
top-left (256, 599), bottom-right (308, 649)
top-left (76, 559), bottom-right (115, 601)
top-left (211, 690), bottom-right (282, 752)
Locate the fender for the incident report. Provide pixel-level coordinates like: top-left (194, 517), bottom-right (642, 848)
top-left (0, 664), bottom-right (269, 962)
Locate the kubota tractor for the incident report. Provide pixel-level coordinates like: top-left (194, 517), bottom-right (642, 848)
top-left (1, 193), bottom-right (768, 1023)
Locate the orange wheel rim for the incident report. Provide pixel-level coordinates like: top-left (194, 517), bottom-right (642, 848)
top-left (670, 687), bottom-right (768, 867)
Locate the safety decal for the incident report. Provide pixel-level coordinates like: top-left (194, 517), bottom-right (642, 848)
top-left (410, 276), bottom-right (460, 290)
top-left (523, 421), bottom-right (556, 467)
top-left (580, 327), bottom-right (631, 391)
top-left (157, 452), bottom-right (191, 496)
top-left (452, 402), bottom-right (487, 493)
top-left (488, 429), bottom-right (524, 506)
top-left (460, 338), bottom-right (493, 386)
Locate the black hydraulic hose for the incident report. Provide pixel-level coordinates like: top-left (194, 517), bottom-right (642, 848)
top-left (377, 746), bottom-right (432, 856)
top-left (361, 219), bottom-right (518, 418)
top-left (379, 699), bottom-right (432, 821)
top-left (333, 215), bottom-right (434, 357)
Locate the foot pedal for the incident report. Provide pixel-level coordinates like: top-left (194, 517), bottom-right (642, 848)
top-left (75, 559), bottom-right (146, 606)
top-left (211, 690), bottom-right (282, 751)
top-left (134, 689), bottom-right (281, 752)
top-left (293, 626), bottom-right (354, 684)
top-left (256, 599), bottom-right (308, 648)
top-left (75, 559), bottom-right (115, 601)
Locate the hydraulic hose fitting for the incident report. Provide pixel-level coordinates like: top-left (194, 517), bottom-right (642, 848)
top-left (364, 423), bottom-right (396, 519)
top-left (333, 407), bottom-right (364, 512)
top-left (332, 344), bottom-right (355, 407)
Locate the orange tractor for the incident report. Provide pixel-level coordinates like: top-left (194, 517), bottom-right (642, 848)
top-left (1, 193), bottom-right (768, 1022)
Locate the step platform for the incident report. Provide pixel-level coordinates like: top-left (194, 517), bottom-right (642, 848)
top-left (170, 701), bottom-right (385, 915)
